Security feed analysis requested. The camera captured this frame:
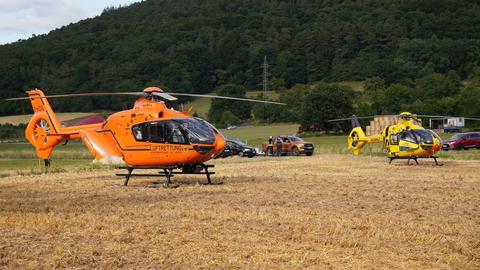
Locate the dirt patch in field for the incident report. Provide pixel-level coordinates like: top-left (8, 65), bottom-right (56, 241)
top-left (0, 155), bottom-right (479, 269)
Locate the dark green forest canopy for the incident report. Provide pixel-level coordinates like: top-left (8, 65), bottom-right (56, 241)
top-left (1, 0), bottom-right (480, 115)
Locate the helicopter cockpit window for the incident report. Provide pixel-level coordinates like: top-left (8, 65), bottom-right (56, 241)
top-left (400, 131), bottom-right (417, 143)
top-left (172, 118), bottom-right (216, 144)
top-left (412, 130), bottom-right (433, 144)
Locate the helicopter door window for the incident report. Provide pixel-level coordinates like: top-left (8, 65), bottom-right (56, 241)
top-left (147, 122), bottom-right (165, 143)
top-left (390, 134), bottom-right (399, 145)
top-left (132, 125), bottom-right (144, 141)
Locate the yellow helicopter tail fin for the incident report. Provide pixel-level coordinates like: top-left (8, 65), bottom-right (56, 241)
top-left (348, 126), bottom-right (368, 155)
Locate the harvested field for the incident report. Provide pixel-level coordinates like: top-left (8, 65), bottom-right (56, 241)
top-left (0, 154), bottom-right (479, 269)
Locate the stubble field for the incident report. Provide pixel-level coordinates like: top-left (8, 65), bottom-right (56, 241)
top-left (0, 154), bottom-right (479, 269)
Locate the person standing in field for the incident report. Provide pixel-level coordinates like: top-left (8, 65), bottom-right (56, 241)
top-left (268, 136), bottom-right (273, 156)
top-left (276, 137), bottom-right (282, 156)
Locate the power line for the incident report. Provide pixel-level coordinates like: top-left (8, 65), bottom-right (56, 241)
top-left (261, 56), bottom-right (269, 119)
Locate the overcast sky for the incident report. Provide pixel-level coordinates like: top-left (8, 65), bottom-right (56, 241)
top-left (0, 0), bottom-right (141, 45)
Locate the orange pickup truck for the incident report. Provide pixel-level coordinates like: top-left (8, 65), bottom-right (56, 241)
top-left (262, 136), bottom-right (314, 156)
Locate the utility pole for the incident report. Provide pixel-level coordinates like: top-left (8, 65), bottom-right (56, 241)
top-left (261, 56), bottom-right (269, 119)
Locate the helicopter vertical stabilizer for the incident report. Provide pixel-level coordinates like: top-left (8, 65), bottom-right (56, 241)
top-left (348, 126), bottom-right (367, 155)
top-left (24, 90), bottom-right (63, 159)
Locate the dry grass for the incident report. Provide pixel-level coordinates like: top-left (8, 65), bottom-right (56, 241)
top-left (0, 155), bottom-right (479, 269)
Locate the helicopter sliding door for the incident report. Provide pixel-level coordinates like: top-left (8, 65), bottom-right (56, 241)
top-left (123, 120), bottom-right (192, 166)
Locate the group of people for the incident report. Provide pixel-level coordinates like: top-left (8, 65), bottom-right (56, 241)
top-left (268, 135), bottom-right (283, 156)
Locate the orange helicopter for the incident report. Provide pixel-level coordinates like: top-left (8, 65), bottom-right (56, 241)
top-left (7, 87), bottom-right (283, 186)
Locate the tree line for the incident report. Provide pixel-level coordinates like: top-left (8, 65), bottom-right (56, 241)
top-left (1, 0), bottom-right (480, 117)
top-left (209, 73), bottom-right (480, 130)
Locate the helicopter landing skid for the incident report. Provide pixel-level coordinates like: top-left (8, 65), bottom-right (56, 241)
top-left (388, 156), bottom-right (443, 166)
top-left (116, 164), bottom-right (218, 187)
top-left (431, 156), bottom-right (443, 166)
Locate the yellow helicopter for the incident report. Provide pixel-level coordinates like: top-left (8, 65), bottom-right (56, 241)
top-left (331, 112), bottom-right (443, 165)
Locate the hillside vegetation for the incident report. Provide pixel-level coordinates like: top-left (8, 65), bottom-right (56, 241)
top-left (1, 0), bottom-right (480, 116)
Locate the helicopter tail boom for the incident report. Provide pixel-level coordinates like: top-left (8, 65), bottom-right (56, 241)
top-left (23, 89), bottom-right (106, 161)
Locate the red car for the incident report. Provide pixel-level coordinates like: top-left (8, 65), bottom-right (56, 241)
top-left (442, 132), bottom-right (480, 151)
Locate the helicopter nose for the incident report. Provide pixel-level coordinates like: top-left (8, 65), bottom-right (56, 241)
top-left (215, 134), bottom-right (226, 151)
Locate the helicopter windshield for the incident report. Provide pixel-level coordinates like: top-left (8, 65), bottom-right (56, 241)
top-left (427, 130), bottom-right (442, 144)
top-left (173, 118), bottom-right (216, 144)
top-left (400, 130), bottom-right (434, 144)
top-left (413, 130), bottom-right (434, 144)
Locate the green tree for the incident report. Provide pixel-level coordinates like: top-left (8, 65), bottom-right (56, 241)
top-left (459, 86), bottom-right (480, 117)
top-left (415, 73), bottom-right (459, 100)
top-left (300, 83), bottom-right (355, 131)
top-left (208, 84), bottom-right (251, 125)
top-left (364, 77), bottom-right (386, 95)
top-left (219, 111), bottom-right (240, 128)
top-left (379, 84), bottom-right (416, 114)
top-left (467, 67), bottom-right (480, 86)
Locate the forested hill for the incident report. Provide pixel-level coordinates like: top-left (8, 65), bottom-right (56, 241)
top-left (1, 0), bottom-right (480, 115)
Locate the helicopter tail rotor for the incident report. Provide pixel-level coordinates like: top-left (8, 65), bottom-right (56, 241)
top-left (348, 126), bottom-right (367, 155)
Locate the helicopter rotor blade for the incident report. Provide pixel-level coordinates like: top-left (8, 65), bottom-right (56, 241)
top-left (166, 93), bottom-right (286, 105)
top-left (415, 114), bottom-right (480, 121)
top-left (5, 92), bottom-right (144, 101)
top-left (327, 115), bottom-right (378, 122)
top-left (328, 114), bottom-right (480, 122)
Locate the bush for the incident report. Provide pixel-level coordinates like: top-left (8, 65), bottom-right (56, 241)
top-left (0, 123), bottom-right (26, 140)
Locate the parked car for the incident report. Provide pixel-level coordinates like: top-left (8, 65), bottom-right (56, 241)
top-left (215, 145), bottom-right (233, 158)
top-left (261, 136), bottom-right (314, 156)
top-left (442, 132), bottom-right (480, 151)
top-left (217, 140), bottom-right (257, 158)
